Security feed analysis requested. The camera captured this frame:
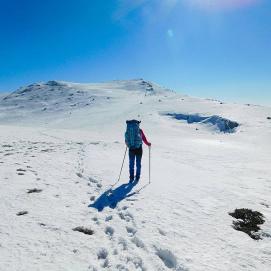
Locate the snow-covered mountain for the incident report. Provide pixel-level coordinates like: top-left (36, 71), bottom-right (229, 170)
top-left (0, 79), bottom-right (174, 127)
top-left (0, 79), bottom-right (271, 271)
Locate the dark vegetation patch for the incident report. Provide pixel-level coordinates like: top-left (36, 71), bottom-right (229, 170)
top-left (73, 226), bottom-right (94, 235)
top-left (17, 168), bottom-right (26, 172)
top-left (45, 80), bottom-right (65, 87)
top-left (140, 80), bottom-right (154, 92)
top-left (166, 113), bottom-right (239, 133)
top-left (2, 144), bottom-right (12, 148)
top-left (41, 149), bottom-right (54, 152)
top-left (229, 208), bottom-right (265, 240)
top-left (89, 142), bottom-right (99, 145)
top-left (267, 117), bottom-right (271, 120)
top-left (17, 211), bottom-right (28, 216)
top-left (27, 188), bottom-right (42, 194)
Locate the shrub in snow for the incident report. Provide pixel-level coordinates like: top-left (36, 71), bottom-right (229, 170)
top-left (27, 188), bottom-right (42, 194)
top-left (73, 226), bottom-right (94, 235)
top-left (45, 80), bottom-right (65, 87)
top-left (229, 208), bottom-right (265, 240)
top-left (16, 211), bottom-right (28, 216)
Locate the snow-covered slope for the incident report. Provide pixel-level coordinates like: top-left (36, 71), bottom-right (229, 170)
top-left (0, 79), bottom-right (173, 126)
top-left (0, 80), bottom-right (271, 271)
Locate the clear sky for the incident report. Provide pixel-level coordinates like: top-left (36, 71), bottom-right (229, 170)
top-left (0, 0), bottom-right (270, 105)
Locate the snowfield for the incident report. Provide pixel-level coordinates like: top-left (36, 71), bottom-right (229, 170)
top-left (0, 79), bottom-right (271, 271)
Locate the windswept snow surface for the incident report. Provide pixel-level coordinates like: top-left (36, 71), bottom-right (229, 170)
top-left (0, 79), bottom-right (271, 271)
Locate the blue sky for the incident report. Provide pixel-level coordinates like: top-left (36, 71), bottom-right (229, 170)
top-left (0, 0), bottom-right (270, 105)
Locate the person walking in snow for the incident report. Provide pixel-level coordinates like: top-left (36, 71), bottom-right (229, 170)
top-left (125, 120), bottom-right (151, 183)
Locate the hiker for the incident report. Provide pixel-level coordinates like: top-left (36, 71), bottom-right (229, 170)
top-left (125, 120), bottom-right (151, 182)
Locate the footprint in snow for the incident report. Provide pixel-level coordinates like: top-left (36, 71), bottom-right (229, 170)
top-left (126, 226), bottom-right (137, 236)
top-left (155, 247), bottom-right (187, 270)
top-left (105, 215), bottom-right (113, 221)
top-left (101, 258), bottom-right (109, 268)
top-left (89, 177), bottom-right (98, 183)
top-left (131, 236), bottom-right (145, 249)
top-left (155, 247), bottom-right (177, 269)
top-left (124, 255), bottom-right (145, 271)
top-left (105, 226), bottom-right (114, 238)
top-left (76, 172), bottom-right (83, 178)
top-left (97, 248), bottom-right (108, 260)
top-left (118, 210), bottom-right (134, 222)
top-left (158, 228), bottom-right (167, 236)
top-left (118, 237), bottom-right (128, 251)
top-left (92, 217), bottom-right (100, 225)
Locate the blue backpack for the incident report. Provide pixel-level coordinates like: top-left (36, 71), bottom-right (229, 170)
top-left (125, 120), bottom-right (142, 149)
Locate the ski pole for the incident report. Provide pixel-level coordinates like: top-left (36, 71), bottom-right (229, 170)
top-left (116, 146), bottom-right (128, 185)
top-left (149, 146), bottom-right (151, 184)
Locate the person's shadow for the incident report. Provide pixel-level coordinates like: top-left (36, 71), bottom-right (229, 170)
top-left (89, 181), bottom-right (138, 212)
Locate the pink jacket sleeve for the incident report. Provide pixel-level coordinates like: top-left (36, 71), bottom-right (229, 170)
top-left (140, 129), bottom-right (151, 146)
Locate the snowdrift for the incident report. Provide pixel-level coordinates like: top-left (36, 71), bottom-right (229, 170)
top-left (165, 113), bottom-right (239, 133)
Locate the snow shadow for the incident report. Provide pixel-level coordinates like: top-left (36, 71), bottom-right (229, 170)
top-left (89, 182), bottom-right (138, 212)
top-left (165, 113), bottom-right (239, 133)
